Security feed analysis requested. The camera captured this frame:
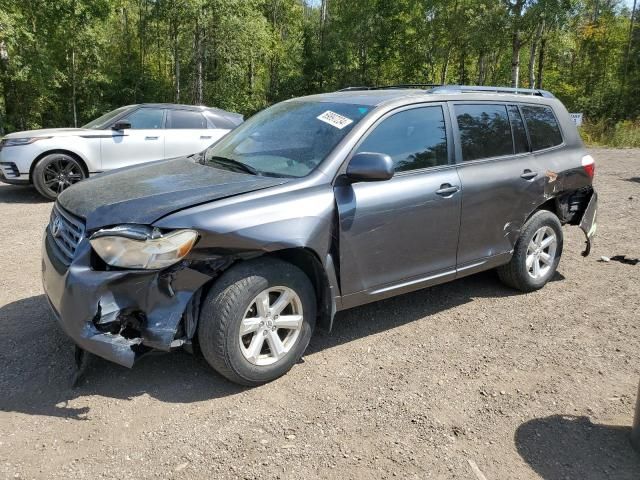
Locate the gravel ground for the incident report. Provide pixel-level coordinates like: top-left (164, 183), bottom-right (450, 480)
top-left (0, 148), bottom-right (638, 480)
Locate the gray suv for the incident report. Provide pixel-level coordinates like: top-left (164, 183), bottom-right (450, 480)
top-left (41, 85), bottom-right (597, 386)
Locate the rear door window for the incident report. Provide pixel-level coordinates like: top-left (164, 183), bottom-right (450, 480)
top-left (520, 105), bottom-right (563, 151)
top-left (355, 106), bottom-right (448, 172)
top-left (508, 105), bottom-right (529, 154)
top-left (455, 104), bottom-right (513, 161)
top-left (167, 110), bottom-right (208, 129)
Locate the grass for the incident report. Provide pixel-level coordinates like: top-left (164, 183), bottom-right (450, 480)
top-left (579, 119), bottom-right (640, 148)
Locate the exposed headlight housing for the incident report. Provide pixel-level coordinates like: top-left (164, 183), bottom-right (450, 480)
top-left (2, 137), bottom-right (52, 147)
top-left (89, 226), bottom-right (198, 270)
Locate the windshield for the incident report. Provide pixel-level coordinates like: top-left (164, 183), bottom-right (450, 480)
top-left (82, 106), bottom-right (132, 129)
top-left (204, 101), bottom-right (371, 177)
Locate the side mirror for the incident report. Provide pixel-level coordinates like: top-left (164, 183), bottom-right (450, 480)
top-left (346, 152), bottom-right (394, 182)
top-left (112, 121), bottom-right (131, 131)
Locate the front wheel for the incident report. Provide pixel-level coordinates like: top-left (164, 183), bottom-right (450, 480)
top-left (497, 210), bottom-right (563, 292)
top-left (198, 258), bottom-right (316, 386)
top-left (32, 153), bottom-right (87, 200)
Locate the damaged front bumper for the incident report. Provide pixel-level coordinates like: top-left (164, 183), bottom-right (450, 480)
top-left (41, 232), bottom-right (211, 368)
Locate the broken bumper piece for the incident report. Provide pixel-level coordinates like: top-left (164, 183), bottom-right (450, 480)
top-left (578, 190), bottom-right (598, 257)
top-left (41, 233), bottom-right (211, 368)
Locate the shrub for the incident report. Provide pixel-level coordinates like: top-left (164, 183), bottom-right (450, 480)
top-left (580, 119), bottom-right (640, 148)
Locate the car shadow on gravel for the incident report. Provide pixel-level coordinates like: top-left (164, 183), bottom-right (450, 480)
top-left (0, 294), bottom-right (245, 421)
top-left (307, 269), bottom-right (564, 355)
top-left (0, 270), bottom-right (556, 420)
top-left (0, 184), bottom-right (50, 204)
top-left (515, 415), bottom-right (640, 479)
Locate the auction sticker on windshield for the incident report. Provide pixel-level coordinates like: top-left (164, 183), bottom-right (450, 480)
top-left (317, 110), bottom-right (354, 129)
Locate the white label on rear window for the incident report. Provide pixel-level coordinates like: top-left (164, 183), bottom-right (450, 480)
top-left (317, 110), bottom-right (353, 129)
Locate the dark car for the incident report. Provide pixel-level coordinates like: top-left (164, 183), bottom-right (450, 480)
top-left (41, 85), bottom-right (597, 386)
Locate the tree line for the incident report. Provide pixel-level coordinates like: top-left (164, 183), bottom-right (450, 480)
top-left (0, 0), bottom-right (637, 134)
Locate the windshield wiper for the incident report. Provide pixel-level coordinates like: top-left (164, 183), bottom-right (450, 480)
top-left (207, 155), bottom-right (260, 175)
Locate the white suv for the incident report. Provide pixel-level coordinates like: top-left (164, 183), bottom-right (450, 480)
top-left (0, 103), bottom-right (243, 199)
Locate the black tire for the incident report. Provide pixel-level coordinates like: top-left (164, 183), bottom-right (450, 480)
top-left (33, 153), bottom-right (87, 201)
top-left (198, 257), bottom-right (316, 386)
top-left (497, 210), bottom-right (563, 292)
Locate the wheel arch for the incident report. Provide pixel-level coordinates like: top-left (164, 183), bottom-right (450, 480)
top-left (183, 246), bottom-right (337, 345)
top-left (270, 247), bottom-right (336, 332)
top-left (29, 149), bottom-right (90, 182)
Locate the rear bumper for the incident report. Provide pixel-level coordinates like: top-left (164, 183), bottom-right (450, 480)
top-left (41, 229), bottom-right (211, 367)
top-left (578, 190), bottom-right (597, 256)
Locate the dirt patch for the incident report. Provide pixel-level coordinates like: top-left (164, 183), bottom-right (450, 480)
top-left (0, 148), bottom-right (639, 479)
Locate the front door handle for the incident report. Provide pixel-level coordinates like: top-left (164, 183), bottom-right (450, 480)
top-left (145, 136), bottom-right (159, 140)
top-left (435, 184), bottom-right (460, 196)
top-left (520, 169), bottom-right (538, 180)
top-left (200, 135), bottom-right (212, 140)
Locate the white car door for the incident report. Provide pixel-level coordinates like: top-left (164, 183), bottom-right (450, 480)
top-left (100, 107), bottom-right (166, 171)
top-left (164, 108), bottom-right (229, 158)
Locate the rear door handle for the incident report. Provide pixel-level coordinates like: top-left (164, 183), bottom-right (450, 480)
top-left (200, 135), bottom-right (212, 140)
top-left (520, 169), bottom-right (538, 180)
top-left (145, 136), bottom-right (159, 140)
top-left (435, 184), bottom-right (460, 196)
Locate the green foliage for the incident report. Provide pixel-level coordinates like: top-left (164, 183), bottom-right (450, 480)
top-left (0, 0), bottom-right (638, 138)
top-left (580, 119), bottom-right (640, 147)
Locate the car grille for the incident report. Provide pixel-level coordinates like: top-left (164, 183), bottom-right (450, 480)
top-left (48, 204), bottom-right (85, 266)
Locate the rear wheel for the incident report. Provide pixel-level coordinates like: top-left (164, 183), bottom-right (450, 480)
top-left (198, 258), bottom-right (316, 386)
top-left (497, 210), bottom-right (563, 292)
top-left (33, 153), bottom-right (86, 200)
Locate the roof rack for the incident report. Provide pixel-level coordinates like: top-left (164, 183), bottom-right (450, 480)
top-left (427, 85), bottom-right (555, 98)
top-left (338, 84), bottom-right (442, 91)
top-left (337, 84), bottom-right (555, 98)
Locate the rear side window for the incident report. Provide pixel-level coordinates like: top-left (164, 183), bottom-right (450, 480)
top-left (508, 105), bottom-right (529, 154)
top-left (123, 108), bottom-right (165, 129)
top-left (356, 106), bottom-right (448, 172)
top-left (204, 112), bottom-right (236, 130)
top-left (520, 105), bottom-right (563, 151)
top-left (455, 104), bottom-right (513, 161)
top-left (167, 110), bottom-right (208, 129)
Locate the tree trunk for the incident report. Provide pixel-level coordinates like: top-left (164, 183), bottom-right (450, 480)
top-left (623, 0), bottom-right (637, 86)
top-left (536, 36), bottom-right (546, 89)
top-left (71, 47), bottom-right (77, 127)
top-left (528, 20), bottom-right (544, 89)
top-left (441, 45), bottom-right (451, 85)
top-left (477, 52), bottom-right (486, 85)
top-left (0, 39), bottom-right (9, 135)
top-left (173, 19), bottom-right (180, 103)
top-left (319, 0), bottom-right (328, 89)
top-left (509, 0), bottom-right (526, 88)
top-left (194, 16), bottom-right (203, 104)
top-left (248, 55), bottom-right (255, 95)
top-left (511, 30), bottom-right (521, 88)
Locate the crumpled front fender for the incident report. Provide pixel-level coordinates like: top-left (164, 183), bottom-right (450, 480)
top-left (42, 236), bottom-right (212, 368)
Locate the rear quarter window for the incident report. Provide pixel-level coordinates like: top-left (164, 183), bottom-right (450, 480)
top-left (520, 105), bottom-right (563, 151)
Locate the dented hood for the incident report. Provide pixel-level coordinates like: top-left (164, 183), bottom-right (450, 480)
top-left (57, 157), bottom-right (290, 230)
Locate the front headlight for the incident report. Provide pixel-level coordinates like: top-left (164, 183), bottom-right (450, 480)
top-left (3, 137), bottom-right (52, 147)
top-left (89, 226), bottom-right (198, 270)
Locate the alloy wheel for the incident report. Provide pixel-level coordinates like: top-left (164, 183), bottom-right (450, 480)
top-left (526, 226), bottom-right (558, 280)
top-left (239, 287), bottom-right (304, 366)
top-left (43, 157), bottom-right (84, 195)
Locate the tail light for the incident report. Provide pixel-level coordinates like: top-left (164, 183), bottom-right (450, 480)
top-left (581, 154), bottom-right (595, 179)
